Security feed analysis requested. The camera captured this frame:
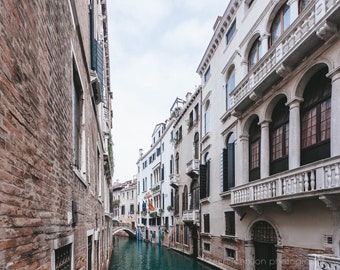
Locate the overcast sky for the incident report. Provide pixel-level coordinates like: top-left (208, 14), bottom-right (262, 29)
top-left (107, 1), bottom-right (229, 182)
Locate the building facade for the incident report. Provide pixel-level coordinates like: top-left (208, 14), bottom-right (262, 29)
top-left (136, 114), bottom-right (177, 244)
top-left (196, 0), bottom-right (340, 269)
top-left (0, 0), bottom-right (113, 269)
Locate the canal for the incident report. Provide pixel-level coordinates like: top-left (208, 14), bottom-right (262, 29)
top-left (109, 236), bottom-right (219, 270)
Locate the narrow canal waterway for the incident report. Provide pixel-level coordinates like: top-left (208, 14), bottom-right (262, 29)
top-left (109, 236), bottom-right (219, 270)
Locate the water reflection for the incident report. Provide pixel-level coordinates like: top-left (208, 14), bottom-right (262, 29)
top-left (109, 236), bottom-right (218, 270)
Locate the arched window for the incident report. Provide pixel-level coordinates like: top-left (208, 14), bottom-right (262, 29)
top-left (223, 133), bottom-right (235, 191)
top-left (200, 153), bottom-right (210, 199)
top-left (299, 0), bottom-right (310, 13)
top-left (175, 153), bottom-right (179, 174)
top-left (204, 100), bottom-right (211, 134)
top-left (194, 133), bottom-right (199, 159)
top-left (270, 98), bottom-right (289, 175)
top-left (270, 3), bottom-right (290, 46)
top-left (248, 37), bottom-right (262, 70)
top-left (182, 185), bottom-right (188, 211)
top-left (301, 67), bottom-right (331, 165)
top-left (226, 66), bottom-right (235, 109)
top-left (249, 117), bottom-right (261, 181)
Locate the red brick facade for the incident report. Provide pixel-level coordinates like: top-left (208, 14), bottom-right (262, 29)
top-left (0, 1), bottom-right (113, 269)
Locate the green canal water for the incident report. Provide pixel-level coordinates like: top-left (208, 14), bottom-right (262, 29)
top-left (109, 236), bottom-right (219, 270)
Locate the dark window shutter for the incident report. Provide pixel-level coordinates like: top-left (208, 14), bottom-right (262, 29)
top-left (227, 143), bottom-right (235, 189)
top-left (200, 164), bottom-right (207, 199)
top-left (223, 149), bottom-right (228, 191)
top-left (96, 41), bottom-right (104, 96)
top-left (89, 7), bottom-right (96, 70)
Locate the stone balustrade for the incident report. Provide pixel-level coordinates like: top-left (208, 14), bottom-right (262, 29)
top-left (231, 157), bottom-right (340, 206)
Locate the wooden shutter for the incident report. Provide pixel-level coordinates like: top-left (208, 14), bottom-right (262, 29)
top-left (222, 149), bottom-right (228, 191)
top-left (200, 164), bottom-right (207, 199)
top-left (227, 143), bottom-right (235, 189)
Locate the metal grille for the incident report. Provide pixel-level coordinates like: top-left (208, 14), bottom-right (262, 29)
top-left (55, 244), bottom-right (72, 270)
top-left (252, 221), bottom-right (277, 243)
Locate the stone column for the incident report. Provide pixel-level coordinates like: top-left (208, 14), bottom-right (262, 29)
top-left (287, 0), bottom-right (299, 22)
top-left (260, 33), bottom-right (270, 56)
top-left (328, 67), bottom-right (340, 156)
top-left (239, 135), bottom-right (249, 185)
top-left (287, 98), bottom-right (303, 169)
top-left (260, 120), bottom-right (270, 178)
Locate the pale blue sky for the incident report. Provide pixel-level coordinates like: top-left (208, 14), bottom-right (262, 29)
top-left (107, 1), bottom-right (229, 182)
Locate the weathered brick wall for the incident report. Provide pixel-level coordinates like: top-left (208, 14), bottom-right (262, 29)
top-left (0, 1), bottom-right (108, 269)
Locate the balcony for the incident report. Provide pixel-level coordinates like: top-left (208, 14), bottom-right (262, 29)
top-left (186, 159), bottom-right (200, 177)
top-left (308, 254), bottom-right (340, 269)
top-left (182, 209), bottom-right (200, 224)
top-left (230, 157), bottom-right (340, 212)
top-left (170, 174), bottom-right (179, 189)
top-left (230, 0), bottom-right (340, 114)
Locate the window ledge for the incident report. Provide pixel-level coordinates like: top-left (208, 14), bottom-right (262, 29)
top-left (201, 233), bottom-right (212, 238)
top-left (72, 167), bottom-right (88, 188)
top-left (221, 234), bottom-right (237, 241)
top-left (200, 197), bottom-right (210, 204)
top-left (201, 133), bottom-right (210, 143)
top-left (220, 191), bottom-right (231, 197)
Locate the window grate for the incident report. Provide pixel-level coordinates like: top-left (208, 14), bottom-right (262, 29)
top-left (55, 243), bottom-right (72, 270)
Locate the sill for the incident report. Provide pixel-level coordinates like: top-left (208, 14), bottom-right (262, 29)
top-left (200, 197), bottom-right (210, 204)
top-left (73, 167), bottom-right (88, 188)
top-left (220, 191), bottom-right (231, 198)
top-left (221, 235), bottom-right (237, 241)
top-left (220, 110), bottom-right (232, 123)
top-left (201, 233), bottom-right (211, 238)
top-left (201, 133), bottom-right (210, 144)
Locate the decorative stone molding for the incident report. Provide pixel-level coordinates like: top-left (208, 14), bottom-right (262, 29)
top-left (319, 195), bottom-right (338, 211)
top-left (276, 63), bottom-right (292, 77)
top-left (316, 21), bottom-right (337, 41)
top-left (277, 201), bottom-right (292, 213)
top-left (250, 204), bottom-right (263, 215)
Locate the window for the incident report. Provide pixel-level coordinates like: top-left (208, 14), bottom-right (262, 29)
top-left (204, 100), bottom-right (211, 134)
top-left (225, 248), bottom-right (236, 259)
top-left (224, 212), bottom-right (235, 236)
top-left (191, 180), bottom-right (200, 210)
top-left (270, 3), bottom-right (290, 46)
top-left (55, 243), bottom-right (72, 270)
top-left (175, 189), bottom-right (179, 215)
top-left (204, 242), bottom-right (211, 251)
top-left (204, 66), bottom-right (211, 82)
top-left (226, 20), bottom-right (236, 45)
top-left (72, 60), bottom-right (83, 169)
top-left (249, 118), bottom-right (260, 181)
top-left (223, 133), bottom-right (235, 191)
top-left (194, 104), bottom-right (199, 122)
top-left (194, 133), bottom-right (199, 159)
top-left (299, 0), bottom-right (310, 13)
top-left (184, 225), bottom-right (189, 245)
top-left (130, 204), bottom-right (134, 214)
top-left (88, 236), bottom-right (92, 270)
top-left (270, 98), bottom-right (289, 175)
top-left (170, 155), bottom-right (174, 174)
top-left (203, 214), bottom-right (210, 233)
top-left (226, 66), bottom-right (235, 109)
top-left (121, 205), bottom-right (125, 215)
top-left (176, 224), bottom-right (180, 242)
top-left (301, 67), bottom-right (331, 165)
top-left (200, 153), bottom-right (210, 199)
top-left (188, 111), bottom-right (194, 129)
top-left (175, 153), bottom-right (179, 174)
top-left (248, 37), bottom-right (262, 70)
top-left (182, 185), bottom-right (188, 211)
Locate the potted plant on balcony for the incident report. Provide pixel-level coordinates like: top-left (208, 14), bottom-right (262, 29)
top-left (167, 205), bottom-right (173, 212)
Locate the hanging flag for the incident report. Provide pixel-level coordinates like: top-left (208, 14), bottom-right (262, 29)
top-left (148, 198), bottom-right (155, 211)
